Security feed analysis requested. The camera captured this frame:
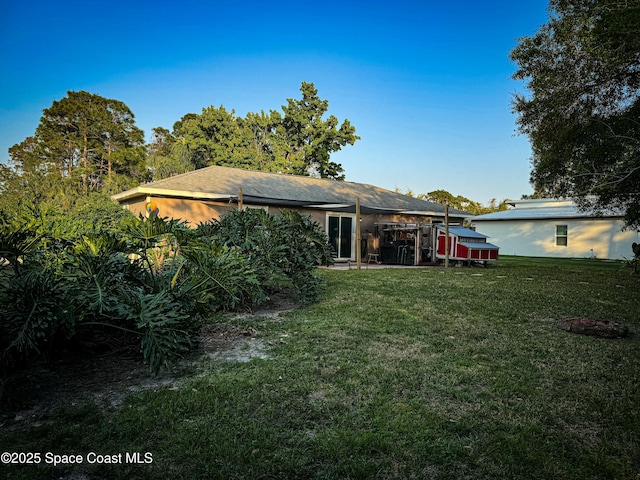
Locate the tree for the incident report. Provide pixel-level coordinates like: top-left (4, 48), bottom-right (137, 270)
top-left (2, 135), bottom-right (90, 214)
top-left (156, 82), bottom-right (360, 179)
top-left (146, 127), bottom-right (194, 181)
top-left (6, 91), bottom-right (147, 200)
top-left (38, 91), bottom-right (146, 193)
top-left (240, 110), bottom-right (300, 173)
top-left (1, 92), bottom-right (146, 225)
top-left (3, 137), bottom-right (61, 210)
top-left (510, 0), bottom-right (640, 228)
top-left (100, 99), bottom-right (147, 194)
top-left (280, 82), bottom-right (360, 179)
top-left (172, 105), bottom-right (254, 170)
top-left (396, 188), bottom-right (509, 215)
top-left (424, 190), bottom-right (509, 215)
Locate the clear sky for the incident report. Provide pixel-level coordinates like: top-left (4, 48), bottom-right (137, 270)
top-left (0, 0), bottom-right (550, 204)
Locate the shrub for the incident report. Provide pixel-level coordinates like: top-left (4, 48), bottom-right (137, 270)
top-left (0, 213), bottom-right (195, 385)
top-left (0, 258), bottom-right (74, 364)
top-left (60, 234), bottom-right (145, 322)
top-left (180, 241), bottom-right (266, 312)
top-left (197, 209), bottom-right (287, 285)
top-left (0, 212), bottom-right (72, 367)
top-left (275, 210), bottom-right (333, 303)
top-left (624, 242), bottom-right (640, 274)
top-left (125, 290), bottom-right (192, 374)
top-left (199, 208), bottom-right (332, 303)
top-left (0, 207), bottom-right (332, 406)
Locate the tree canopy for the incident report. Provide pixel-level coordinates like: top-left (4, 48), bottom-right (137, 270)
top-left (155, 82), bottom-right (359, 181)
top-left (395, 188), bottom-right (509, 215)
top-left (280, 82), bottom-right (359, 179)
top-left (2, 83), bottom-right (359, 221)
top-left (2, 91), bottom-right (146, 215)
top-left (510, 0), bottom-right (640, 228)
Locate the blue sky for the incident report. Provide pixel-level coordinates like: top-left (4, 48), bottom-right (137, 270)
top-left (0, 0), bottom-right (550, 204)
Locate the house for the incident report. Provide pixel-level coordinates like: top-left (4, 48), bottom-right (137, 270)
top-left (471, 198), bottom-right (640, 260)
top-left (112, 165), bottom-right (470, 264)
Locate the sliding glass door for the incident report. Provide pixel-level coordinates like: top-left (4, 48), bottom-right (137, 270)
top-left (328, 215), bottom-right (354, 260)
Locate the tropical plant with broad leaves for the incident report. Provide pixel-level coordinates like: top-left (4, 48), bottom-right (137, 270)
top-left (0, 212), bottom-right (194, 381)
top-left (200, 208), bottom-right (331, 303)
top-left (276, 209), bottom-right (333, 303)
top-left (1, 205), bottom-right (331, 406)
top-left (126, 290), bottom-right (192, 374)
top-left (180, 241), bottom-right (266, 312)
top-left (59, 234), bottom-right (142, 321)
top-left (118, 214), bottom-right (190, 281)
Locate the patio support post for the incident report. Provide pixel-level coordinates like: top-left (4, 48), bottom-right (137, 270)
top-left (356, 197), bottom-right (361, 269)
top-left (445, 201), bottom-right (450, 268)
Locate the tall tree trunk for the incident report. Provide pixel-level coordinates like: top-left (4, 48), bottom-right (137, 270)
top-left (83, 132), bottom-right (89, 194)
top-left (107, 143), bottom-right (112, 178)
top-left (67, 138), bottom-right (73, 178)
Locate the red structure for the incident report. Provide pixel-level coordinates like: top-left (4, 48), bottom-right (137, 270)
top-left (436, 226), bottom-right (499, 264)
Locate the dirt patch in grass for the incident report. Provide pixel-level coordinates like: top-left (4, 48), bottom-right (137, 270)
top-left (558, 317), bottom-right (630, 338)
top-left (226, 291), bottom-right (300, 321)
top-left (1, 294), bottom-right (298, 432)
top-left (199, 322), bottom-right (269, 362)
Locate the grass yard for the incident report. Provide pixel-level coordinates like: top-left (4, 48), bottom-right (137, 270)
top-left (2, 257), bottom-right (640, 479)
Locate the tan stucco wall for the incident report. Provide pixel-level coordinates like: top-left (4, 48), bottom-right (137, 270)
top-left (267, 207), bottom-right (326, 227)
top-left (122, 196), bottom-right (338, 228)
top-left (121, 196), bottom-right (236, 226)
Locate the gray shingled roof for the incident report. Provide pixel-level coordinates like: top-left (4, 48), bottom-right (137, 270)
top-left (113, 165), bottom-right (469, 217)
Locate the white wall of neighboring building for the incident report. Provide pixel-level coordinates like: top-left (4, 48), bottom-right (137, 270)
top-left (472, 199), bottom-right (640, 260)
top-left (473, 217), bottom-right (639, 259)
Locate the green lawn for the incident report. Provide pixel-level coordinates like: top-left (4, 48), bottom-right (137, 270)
top-left (2, 257), bottom-right (640, 479)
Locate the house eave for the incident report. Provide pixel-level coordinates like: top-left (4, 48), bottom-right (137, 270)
top-left (400, 210), bottom-right (469, 217)
top-left (111, 187), bottom-right (233, 203)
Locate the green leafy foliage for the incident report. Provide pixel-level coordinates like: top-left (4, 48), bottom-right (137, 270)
top-left (1, 91), bottom-right (147, 218)
top-left (624, 242), bottom-right (640, 274)
top-left (199, 208), bottom-right (287, 280)
top-left (396, 187), bottom-right (510, 215)
top-left (0, 243), bottom-right (80, 389)
top-left (0, 212), bottom-right (195, 383)
top-left (163, 82), bottom-right (359, 179)
top-left (126, 290), bottom-right (192, 374)
top-left (200, 208), bottom-right (331, 303)
top-left (510, 0), bottom-right (640, 227)
top-left (180, 242), bottom-right (265, 311)
top-left (59, 234), bottom-right (143, 322)
top-left (277, 210), bottom-right (333, 302)
top-left (1, 263), bottom-right (74, 361)
top-left (0, 212), bottom-right (42, 271)
top-left (280, 82), bottom-right (359, 179)
top-left (1, 206), bottom-right (330, 400)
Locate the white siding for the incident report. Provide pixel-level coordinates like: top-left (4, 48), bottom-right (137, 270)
top-left (473, 218), bottom-right (639, 260)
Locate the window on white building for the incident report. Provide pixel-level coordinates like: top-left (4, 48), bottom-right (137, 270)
top-left (556, 225), bottom-right (568, 246)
